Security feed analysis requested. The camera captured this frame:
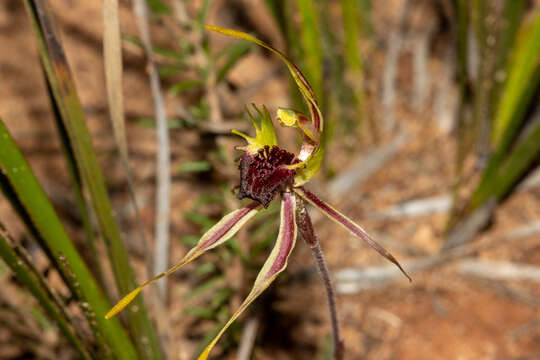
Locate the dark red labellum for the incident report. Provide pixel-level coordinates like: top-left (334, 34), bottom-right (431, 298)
top-left (237, 145), bottom-right (298, 207)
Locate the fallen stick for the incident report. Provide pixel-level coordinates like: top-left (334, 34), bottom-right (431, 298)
top-left (458, 260), bottom-right (540, 283)
top-left (334, 220), bottom-right (540, 293)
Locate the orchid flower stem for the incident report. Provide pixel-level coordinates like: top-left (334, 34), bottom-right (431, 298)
top-left (296, 200), bottom-right (344, 360)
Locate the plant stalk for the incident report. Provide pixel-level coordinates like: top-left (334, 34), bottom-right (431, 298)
top-left (296, 200), bottom-right (344, 360)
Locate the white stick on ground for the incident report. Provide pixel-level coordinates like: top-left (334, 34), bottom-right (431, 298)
top-left (412, 32), bottom-right (430, 111)
top-left (132, 0), bottom-right (171, 298)
top-left (335, 221), bottom-right (540, 293)
top-left (327, 132), bottom-right (409, 199)
top-left (458, 260), bottom-right (540, 283)
top-left (236, 317), bottom-right (259, 360)
top-left (369, 194), bottom-right (451, 220)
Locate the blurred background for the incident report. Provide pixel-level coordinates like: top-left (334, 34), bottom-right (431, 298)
top-left (0, 0), bottom-right (540, 359)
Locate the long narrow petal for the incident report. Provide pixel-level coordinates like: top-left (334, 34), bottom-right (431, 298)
top-left (294, 187), bottom-right (411, 281)
top-left (205, 25), bottom-right (322, 134)
top-left (198, 192), bottom-right (297, 360)
top-left (105, 202), bottom-right (261, 319)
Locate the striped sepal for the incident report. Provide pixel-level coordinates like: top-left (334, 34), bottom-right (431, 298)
top-left (294, 187), bottom-right (411, 281)
top-left (105, 201), bottom-right (261, 319)
top-left (198, 192), bottom-right (297, 360)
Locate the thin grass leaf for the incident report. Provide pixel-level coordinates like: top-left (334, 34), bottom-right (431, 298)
top-left (340, 0), bottom-right (366, 132)
top-left (152, 46), bottom-right (185, 61)
top-left (0, 224), bottom-right (92, 360)
top-left (294, 187), bottom-right (411, 281)
top-left (447, 0), bottom-right (473, 231)
top-left (168, 79), bottom-right (203, 95)
top-left (490, 0), bottom-right (525, 112)
top-left (216, 41), bottom-right (252, 83)
top-left (122, 34), bottom-right (185, 62)
top-left (185, 306), bottom-right (216, 320)
top-left (178, 161), bottom-right (212, 173)
top-left (297, 0), bottom-right (324, 101)
top-left (195, 263), bottom-right (217, 276)
top-left (263, 1), bottom-right (305, 111)
top-left (198, 192), bottom-right (297, 360)
top-left (44, 80), bottom-right (107, 293)
top-left (471, 120), bottom-right (540, 207)
top-left (106, 202), bottom-right (260, 319)
top-left (0, 118), bottom-right (137, 359)
top-left (23, 1), bottom-right (162, 358)
top-left (491, 9), bottom-right (540, 146)
top-left (196, 0), bottom-right (211, 31)
top-left (469, 8), bottom-right (540, 212)
top-left (210, 288), bottom-right (233, 309)
top-left (185, 275), bottom-right (225, 300)
top-left (159, 64), bottom-right (185, 77)
top-left (147, 0), bottom-right (171, 16)
top-left (184, 210), bottom-right (218, 230)
top-left (471, 0), bottom-right (496, 157)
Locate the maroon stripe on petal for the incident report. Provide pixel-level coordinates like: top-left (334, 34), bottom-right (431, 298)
top-left (311, 104), bottom-right (321, 132)
top-left (199, 201), bottom-right (259, 252)
top-left (297, 188), bottom-right (411, 281)
top-left (266, 192), bottom-right (296, 279)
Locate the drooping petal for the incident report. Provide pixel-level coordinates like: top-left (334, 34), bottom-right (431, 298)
top-left (205, 25), bottom-right (325, 186)
top-left (105, 202), bottom-right (261, 319)
top-left (198, 192), bottom-right (297, 360)
top-left (294, 187), bottom-right (411, 281)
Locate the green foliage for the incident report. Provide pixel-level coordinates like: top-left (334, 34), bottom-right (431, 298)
top-left (22, 1), bottom-right (163, 357)
top-left (450, 1), bottom-right (540, 231)
top-left (296, 0), bottom-right (324, 101)
top-left (0, 224), bottom-right (92, 360)
top-left (0, 118), bottom-right (137, 359)
top-left (179, 161), bottom-right (213, 173)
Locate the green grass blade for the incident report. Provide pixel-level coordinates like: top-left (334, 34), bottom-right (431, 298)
top-left (469, 8), bottom-right (540, 211)
top-left (0, 118), bottom-right (137, 359)
top-left (216, 41), bottom-right (252, 83)
top-left (0, 224), bottom-right (93, 360)
top-left (341, 0), bottom-right (363, 82)
top-left (490, 0), bottom-right (524, 112)
top-left (264, 1), bottom-right (305, 110)
top-left (297, 0), bottom-right (323, 101)
top-left (340, 0), bottom-right (367, 133)
top-left (0, 223), bottom-right (92, 359)
top-left (471, 0), bottom-right (494, 157)
top-left (491, 9), bottom-right (540, 146)
top-left (44, 79), bottom-right (107, 293)
top-left (446, 0), bottom-right (472, 231)
top-left (470, 120), bottom-right (540, 207)
top-left (23, 1), bottom-right (162, 358)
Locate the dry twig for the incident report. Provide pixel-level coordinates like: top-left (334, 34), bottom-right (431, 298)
top-left (335, 220), bottom-right (540, 293)
top-left (132, 0), bottom-right (171, 298)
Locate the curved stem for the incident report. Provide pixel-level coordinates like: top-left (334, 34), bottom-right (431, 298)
top-left (296, 200), bottom-right (344, 360)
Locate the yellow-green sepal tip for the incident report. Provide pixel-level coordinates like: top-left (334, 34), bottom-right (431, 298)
top-left (105, 287), bottom-right (142, 319)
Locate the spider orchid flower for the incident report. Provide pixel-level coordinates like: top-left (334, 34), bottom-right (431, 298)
top-left (105, 25), bottom-right (410, 359)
